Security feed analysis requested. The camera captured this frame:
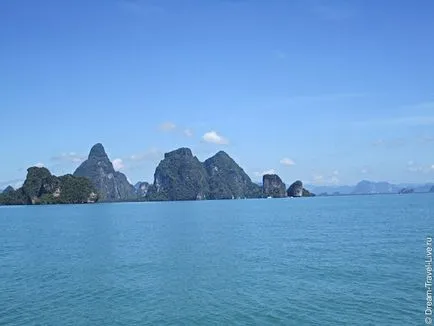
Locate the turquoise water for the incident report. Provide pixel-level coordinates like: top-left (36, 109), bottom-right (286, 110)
top-left (0, 194), bottom-right (432, 325)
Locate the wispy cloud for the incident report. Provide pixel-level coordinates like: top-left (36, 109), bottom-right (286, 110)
top-left (0, 179), bottom-right (24, 190)
top-left (183, 129), bottom-right (194, 137)
top-left (203, 131), bottom-right (229, 145)
top-left (280, 158), bottom-right (296, 166)
top-left (129, 148), bottom-right (163, 162)
top-left (254, 169), bottom-right (276, 177)
top-left (309, 0), bottom-right (358, 21)
top-left (51, 152), bottom-right (86, 164)
top-left (307, 170), bottom-right (340, 185)
top-left (286, 92), bottom-right (365, 103)
top-left (159, 121), bottom-right (177, 132)
top-left (406, 160), bottom-right (434, 174)
top-left (112, 158), bottom-right (125, 171)
top-left (371, 138), bottom-right (406, 148)
top-left (418, 135), bottom-right (434, 143)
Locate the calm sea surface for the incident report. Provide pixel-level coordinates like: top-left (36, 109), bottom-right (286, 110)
top-left (0, 194), bottom-right (432, 325)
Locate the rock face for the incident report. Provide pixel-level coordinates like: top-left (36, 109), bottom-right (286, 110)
top-left (146, 148), bottom-right (209, 201)
top-left (287, 180), bottom-right (303, 197)
top-left (73, 143), bottom-right (136, 201)
top-left (0, 167), bottom-right (98, 205)
top-left (204, 151), bottom-right (262, 199)
top-left (399, 187), bottom-right (414, 194)
top-left (135, 182), bottom-right (150, 198)
top-left (23, 167), bottom-right (61, 204)
top-left (302, 188), bottom-right (315, 197)
top-left (262, 174), bottom-right (286, 198)
top-left (146, 148), bottom-right (262, 201)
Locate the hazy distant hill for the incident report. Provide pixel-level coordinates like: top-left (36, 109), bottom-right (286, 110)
top-left (307, 185), bottom-right (354, 195)
top-left (310, 181), bottom-right (434, 196)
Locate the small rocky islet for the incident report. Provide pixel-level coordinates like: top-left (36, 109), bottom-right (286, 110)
top-left (0, 143), bottom-right (314, 205)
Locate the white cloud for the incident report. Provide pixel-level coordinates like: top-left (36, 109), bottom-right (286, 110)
top-left (280, 158), bottom-right (295, 166)
top-left (361, 168), bottom-right (368, 174)
top-left (309, 173), bottom-right (340, 185)
top-left (183, 129), bottom-right (193, 137)
top-left (372, 138), bottom-right (406, 148)
top-left (52, 152), bottom-right (85, 164)
top-left (406, 161), bottom-right (434, 173)
top-left (13, 180), bottom-right (23, 189)
top-left (254, 169), bottom-right (276, 177)
top-left (0, 179), bottom-right (23, 190)
top-left (203, 131), bottom-right (229, 145)
top-left (35, 163), bottom-right (44, 168)
top-left (112, 158), bottom-right (125, 171)
top-left (159, 122), bottom-right (176, 132)
top-left (130, 148), bottom-right (162, 162)
top-left (332, 170), bottom-right (339, 176)
top-left (330, 176), bottom-right (340, 184)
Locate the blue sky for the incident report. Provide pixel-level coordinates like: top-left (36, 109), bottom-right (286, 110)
top-left (1, 0), bottom-right (434, 189)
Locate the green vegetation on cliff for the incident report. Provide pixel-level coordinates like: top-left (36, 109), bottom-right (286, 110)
top-left (0, 167), bottom-right (98, 205)
top-left (262, 174), bottom-right (286, 198)
top-left (73, 143), bottom-right (136, 201)
top-left (147, 148), bottom-right (209, 201)
top-left (204, 151), bottom-right (262, 199)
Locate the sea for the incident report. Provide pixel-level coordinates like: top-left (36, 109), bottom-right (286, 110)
top-left (0, 194), bottom-right (432, 325)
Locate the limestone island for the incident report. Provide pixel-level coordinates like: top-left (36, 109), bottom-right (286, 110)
top-left (0, 143), bottom-right (315, 205)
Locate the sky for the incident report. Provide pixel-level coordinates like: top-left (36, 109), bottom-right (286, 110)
top-left (1, 0), bottom-right (434, 189)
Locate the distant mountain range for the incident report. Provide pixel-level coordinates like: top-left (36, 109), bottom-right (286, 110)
top-left (309, 180), bottom-right (434, 196)
top-left (2, 143), bottom-right (433, 205)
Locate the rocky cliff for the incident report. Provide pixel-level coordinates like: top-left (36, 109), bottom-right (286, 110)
top-left (135, 182), bottom-right (150, 198)
top-left (0, 167), bottom-right (98, 205)
top-left (146, 148), bottom-right (262, 201)
top-left (302, 188), bottom-right (315, 197)
top-left (73, 143), bottom-right (136, 201)
top-left (287, 180), bottom-right (303, 197)
top-left (204, 151), bottom-right (262, 199)
top-left (262, 174), bottom-right (286, 198)
top-left (146, 148), bottom-right (209, 201)
top-left (399, 187), bottom-right (414, 194)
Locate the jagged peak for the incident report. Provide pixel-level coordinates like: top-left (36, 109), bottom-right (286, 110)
top-left (88, 143), bottom-right (108, 159)
top-left (27, 166), bottom-right (52, 175)
top-left (164, 147), bottom-right (193, 159)
top-left (205, 150), bottom-right (234, 163)
top-left (263, 174), bottom-right (283, 181)
top-left (214, 150), bottom-right (230, 157)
